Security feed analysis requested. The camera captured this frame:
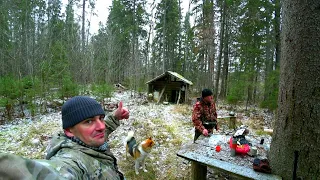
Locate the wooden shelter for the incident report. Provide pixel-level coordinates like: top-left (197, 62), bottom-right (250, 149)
top-left (146, 71), bottom-right (193, 104)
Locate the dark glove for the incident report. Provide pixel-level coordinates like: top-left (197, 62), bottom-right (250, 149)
top-left (253, 158), bottom-right (271, 174)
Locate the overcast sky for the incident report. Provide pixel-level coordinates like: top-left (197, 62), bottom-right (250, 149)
top-left (62, 0), bottom-right (191, 35)
top-left (89, 0), bottom-right (112, 34)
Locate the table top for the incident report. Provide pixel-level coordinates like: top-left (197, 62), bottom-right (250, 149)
top-left (177, 133), bottom-right (282, 180)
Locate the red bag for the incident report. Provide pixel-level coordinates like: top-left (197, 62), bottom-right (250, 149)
top-left (229, 137), bottom-right (250, 154)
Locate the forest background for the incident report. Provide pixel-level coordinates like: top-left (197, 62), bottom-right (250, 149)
top-left (0, 0), bottom-right (280, 121)
top-left (1, 0), bottom-right (320, 179)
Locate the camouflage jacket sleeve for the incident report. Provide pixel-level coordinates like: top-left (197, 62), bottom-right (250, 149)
top-left (192, 102), bottom-right (205, 132)
top-left (104, 113), bottom-right (121, 138)
top-left (0, 153), bottom-right (64, 179)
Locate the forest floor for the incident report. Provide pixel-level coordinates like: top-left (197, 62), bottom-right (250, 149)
top-left (0, 90), bottom-right (275, 179)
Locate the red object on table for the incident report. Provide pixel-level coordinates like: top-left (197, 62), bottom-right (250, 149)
top-left (229, 137), bottom-right (250, 154)
top-left (215, 145), bottom-right (221, 152)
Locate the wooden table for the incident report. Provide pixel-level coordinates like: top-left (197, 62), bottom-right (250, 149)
top-left (177, 134), bottom-right (282, 180)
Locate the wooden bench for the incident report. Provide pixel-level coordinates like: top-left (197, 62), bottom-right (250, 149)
top-left (177, 135), bottom-right (282, 180)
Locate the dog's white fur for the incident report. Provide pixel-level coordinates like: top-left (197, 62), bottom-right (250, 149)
top-left (125, 131), bottom-right (154, 175)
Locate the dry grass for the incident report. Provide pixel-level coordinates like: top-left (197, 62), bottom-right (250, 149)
top-left (246, 115), bottom-right (264, 130)
top-left (172, 104), bottom-right (192, 116)
top-left (118, 158), bottom-right (158, 180)
top-left (0, 119), bottom-right (61, 159)
top-left (116, 106), bottom-right (193, 180)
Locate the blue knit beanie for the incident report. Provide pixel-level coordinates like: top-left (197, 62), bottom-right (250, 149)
top-left (62, 96), bottom-right (105, 129)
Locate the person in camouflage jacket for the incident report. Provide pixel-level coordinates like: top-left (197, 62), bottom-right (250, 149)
top-left (0, 96), bottom-right (129, 179)
top-left (192, 89), bottom-right (218, 142)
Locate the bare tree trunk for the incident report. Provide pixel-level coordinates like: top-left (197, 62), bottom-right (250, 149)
top-left (201, 0), bottom-right (215, 89)
top-left (146, 2), bottom-right (156, 80)
top-left (253, 67), bottom-right (259, 104)
top-left (269, 0), bottom-right (320, 179)
top-left (274, 0), bottom-right (281, 69)
top-left (215, 0), bottom-right (226, 99)
top-left (162, 0), bottom-right (166, 73)
top-left (220, 9), bottom-right (229, 99)
top-left (131, 0), bottom-right (137, 91)
top-left (208, 0), bottom-right (215, 89)
top-left (263, 9), bottom-right (273, 101)
top-left (82, 0), bottom-right (86, 51)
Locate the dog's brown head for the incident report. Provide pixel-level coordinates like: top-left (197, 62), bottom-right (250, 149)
top-left (141, 137), bottom-right (155, 153)
top-left (147, 137), bottom-right (155, 146)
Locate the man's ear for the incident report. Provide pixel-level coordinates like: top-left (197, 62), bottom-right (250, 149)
top-left (64, 128), bottom-right (74, 137)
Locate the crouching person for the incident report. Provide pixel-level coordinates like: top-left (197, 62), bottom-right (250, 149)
top-left (0, 96), bottom-right (129, 179)
top-left (192, 89), bottom-right (219, 142)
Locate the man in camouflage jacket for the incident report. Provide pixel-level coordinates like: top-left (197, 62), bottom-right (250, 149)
top-left (0, 96), bottom-right (129, 179)
top-left (192, 89), bottom-right (218, 142)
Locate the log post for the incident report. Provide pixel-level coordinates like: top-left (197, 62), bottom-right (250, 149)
top-left (229, 116), bottom-right (236, 129)
top-left (177, 90), bottom-right (181, 104)
top-left (191, 162), bottom-right (207, 180)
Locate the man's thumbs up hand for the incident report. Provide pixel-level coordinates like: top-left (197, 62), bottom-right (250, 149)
top-left (114, 101), bottom-right (129, 120)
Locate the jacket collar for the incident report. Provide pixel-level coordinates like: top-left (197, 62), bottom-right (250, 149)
top-left (200, 97), bottom-right (211, 106)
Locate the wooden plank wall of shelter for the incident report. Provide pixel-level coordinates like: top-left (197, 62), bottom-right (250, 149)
top-left (157, 85), bottom-right (167, 104)
top-left (149, 81), bottom-right (189, 103)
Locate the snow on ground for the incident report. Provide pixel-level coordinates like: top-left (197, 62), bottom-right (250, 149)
top-left (0, 90), bottom-right (275, 179)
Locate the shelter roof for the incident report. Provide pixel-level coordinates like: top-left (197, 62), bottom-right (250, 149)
top-left (146, 71), bottom-right (193, 85)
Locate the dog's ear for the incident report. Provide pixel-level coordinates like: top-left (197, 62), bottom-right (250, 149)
top-left (147, 138), bottom-right (155, 146)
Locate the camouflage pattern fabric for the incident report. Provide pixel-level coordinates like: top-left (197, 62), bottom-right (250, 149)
top-left (0, 114), bottom-right (124, 180)
top-left (0, 153), bottom-right (64, 179)
top-left (192, 99), bottom-right (218, 133)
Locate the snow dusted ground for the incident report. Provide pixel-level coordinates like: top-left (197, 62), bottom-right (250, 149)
top-left (0, 90), bottom-right (275, 179)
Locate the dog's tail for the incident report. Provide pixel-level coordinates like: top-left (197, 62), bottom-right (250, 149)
top-left (124, 131), bottom-right (135, 145)
top-left (124, 131), bottom-right (135, 158)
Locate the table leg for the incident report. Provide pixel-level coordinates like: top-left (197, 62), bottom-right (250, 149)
top-left (191, 161), bottom-right (207, 180)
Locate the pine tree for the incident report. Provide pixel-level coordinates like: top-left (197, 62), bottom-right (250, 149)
top-left (269, 0), bottom-right (320, 178)
top-left (152, 0), bottom-right (181, 73)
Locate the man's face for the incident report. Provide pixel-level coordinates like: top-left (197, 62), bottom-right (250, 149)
top-left (66, 115), bottom-right (106, 147)
top-left (203, 95), bottom-right (213, 103)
